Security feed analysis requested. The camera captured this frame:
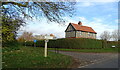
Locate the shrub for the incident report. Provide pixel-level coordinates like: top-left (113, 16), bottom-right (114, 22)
top-left (2, 40), bottom-right (21, 52)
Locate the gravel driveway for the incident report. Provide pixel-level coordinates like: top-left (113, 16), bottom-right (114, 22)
top-left (50, 50), bottom-right (118, 68)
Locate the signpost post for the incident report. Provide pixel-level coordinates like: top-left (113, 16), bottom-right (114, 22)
top-left (44, 35), bottom-right (53, 57)
top-left (44, 39), bottom-right (49, 57)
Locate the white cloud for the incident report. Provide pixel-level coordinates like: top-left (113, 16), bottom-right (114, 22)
top-left (18, 16), bottom-right (117, 39)
top-left (18, 18), bottom-right (68, 38)
top-left (77, 2), bottom-right (94, 7)
top-left (63, 17), bottom-right (78, 24)
top-left (92, 18), bottom-right (102, 22)
top-left (87, 22), bottom-right (116, 39)
top-left (79, 17), bottom-right (88, 21)
top-left (78, 17), bottom-right (117, 39)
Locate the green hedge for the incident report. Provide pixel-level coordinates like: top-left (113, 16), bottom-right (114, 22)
top-left (20, 40), bottom-right (45, 47)
top-left (22, 38), bottom-right (103, 49)
top-left (48, 38), bottom-right (102, 49)
top-left (107, 41), bottom-right (118, 48)
top-left (22, 38), bottom-right (118, 49)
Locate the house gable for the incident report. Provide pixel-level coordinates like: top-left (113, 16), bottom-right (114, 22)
top-left (65, 21), bottom-right (97, 39)
top-left (65, 23), bottom-right (76, 32)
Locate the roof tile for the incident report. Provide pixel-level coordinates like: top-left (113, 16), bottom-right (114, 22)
top-left (71, 23), bottom-right (97, 33)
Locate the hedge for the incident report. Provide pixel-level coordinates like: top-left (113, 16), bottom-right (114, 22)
top-left (21, 38), bottom-right (118, 49)
top-left (48, 38), bottom-right (102, 49)
top-left (21, 38), bottom-right (103, 49)
top-left (107, 41), bottom-right (118, 48)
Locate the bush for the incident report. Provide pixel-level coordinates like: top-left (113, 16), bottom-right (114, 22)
top-left (2, 41), bottom-right (21, 52)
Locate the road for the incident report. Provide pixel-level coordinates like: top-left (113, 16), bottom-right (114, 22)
top-left (82, 55), bottom-right (118, 68)
top-left (50, 50), bottom-right (118, 68)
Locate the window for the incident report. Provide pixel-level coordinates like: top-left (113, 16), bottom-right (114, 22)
top-left (80, 31), bottom-right (82, 35)
top-left (91, 33), bottom-right (93, 36)
top-left (88, 32), bottom-right (90, 36)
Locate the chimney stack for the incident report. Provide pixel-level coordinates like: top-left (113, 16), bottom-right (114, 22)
top-left (78, 21), bottom-right (82, 26)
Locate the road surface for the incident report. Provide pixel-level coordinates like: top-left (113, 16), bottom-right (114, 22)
top-left (50, 50), bottom-right (118, 68)
top-left (82, 54), bottom-right (118, 68)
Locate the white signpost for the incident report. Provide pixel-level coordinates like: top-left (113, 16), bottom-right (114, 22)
top-left (44, 35), bottom-right (53, 57)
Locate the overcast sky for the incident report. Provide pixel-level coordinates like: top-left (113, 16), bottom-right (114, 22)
top-left (18, 1), bottom-right (118, 39)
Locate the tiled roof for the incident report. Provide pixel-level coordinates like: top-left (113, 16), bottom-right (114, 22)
top-left (71, 23), bottom-right (97, 34)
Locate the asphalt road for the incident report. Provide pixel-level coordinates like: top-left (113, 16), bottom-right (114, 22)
top-left (50, 50), bottom-right (118, 68)
top-left (82, 55), bottom-right (118, 68)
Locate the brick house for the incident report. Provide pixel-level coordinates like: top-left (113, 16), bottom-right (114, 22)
top-left (65, 21), bottom-right (97, 39)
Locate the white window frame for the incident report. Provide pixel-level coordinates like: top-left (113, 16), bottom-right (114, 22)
top-left (88, 32), bottom-right (90, 36)
top-left (79, 31), bottom-right (82, 35)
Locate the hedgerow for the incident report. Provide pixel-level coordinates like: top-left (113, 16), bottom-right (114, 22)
top-left (21, 38), bottom-right (118, 49)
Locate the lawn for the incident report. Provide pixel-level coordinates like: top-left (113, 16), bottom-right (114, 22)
top-left (2, 46), bottom-right (73, 68)
top-left (48, 48), bottom-right (118, 53)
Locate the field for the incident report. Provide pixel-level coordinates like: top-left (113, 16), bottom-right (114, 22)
top-left (2, 46), bottom-right (73, 68)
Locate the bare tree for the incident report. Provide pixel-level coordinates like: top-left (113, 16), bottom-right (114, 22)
top-left (17, 31), bottom-right (34, 42)
top-left (100, 31), bottom-right (111, 41)
top-left (1, 2), bottom-right (76, 23)
top-left (1, 2), bottom-right (76, 43)
top-left (111, 30), bottom-right (118, 41)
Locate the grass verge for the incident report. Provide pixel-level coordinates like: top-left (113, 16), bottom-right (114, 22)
top-left (2, 46), bottom-right (73, 68)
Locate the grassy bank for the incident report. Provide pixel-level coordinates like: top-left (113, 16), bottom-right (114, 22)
top-left (2, 46), bottom-right (73, 68)
top-left (48, 48), bottom-right (118, 53)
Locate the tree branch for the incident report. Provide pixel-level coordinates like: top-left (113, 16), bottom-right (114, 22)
top-left (2, 2), bottom-right (28, 7)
